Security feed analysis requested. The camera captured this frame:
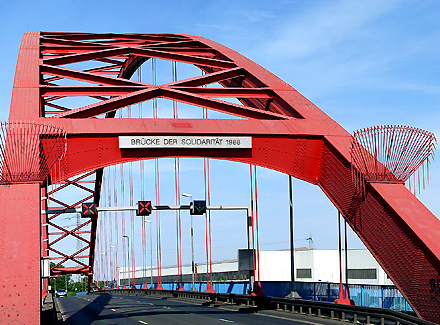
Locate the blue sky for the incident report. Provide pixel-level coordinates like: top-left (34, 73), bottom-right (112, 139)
top-left (1, 0), bottom-right (439, 272)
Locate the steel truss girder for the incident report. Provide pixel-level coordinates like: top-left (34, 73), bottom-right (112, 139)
top-left (45, 171), bottom-right (96, 270)
top-left (2, 31), bottom-right (440, 324)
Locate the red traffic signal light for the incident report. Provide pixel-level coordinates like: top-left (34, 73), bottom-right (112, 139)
top-left (137, 201), bottom-right (152, 216)
top-left (81, 203), bottom-right (97, 217)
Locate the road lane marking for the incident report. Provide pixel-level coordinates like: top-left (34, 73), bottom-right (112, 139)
top-left (139, 321), bottom-right (148, 324)
top-left (219, 319), bottom-right (234, 323)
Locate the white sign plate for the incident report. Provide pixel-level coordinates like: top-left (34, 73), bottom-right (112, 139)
top-left (119, 136), bottom-right (252, 149)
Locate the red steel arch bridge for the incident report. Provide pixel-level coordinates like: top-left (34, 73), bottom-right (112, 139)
top-left (0, 32), bottom-right (440, 324)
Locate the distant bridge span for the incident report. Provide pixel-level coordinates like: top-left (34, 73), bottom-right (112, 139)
top-left (0, 32), bottom-right (439, 324)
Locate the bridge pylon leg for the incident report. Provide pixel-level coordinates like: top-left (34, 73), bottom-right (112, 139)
top-left (0, 183), bottom-right (41, 324)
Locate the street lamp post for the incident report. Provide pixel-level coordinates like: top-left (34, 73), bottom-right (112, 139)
top-left (144, 220), bottom-right (153, 289)
top-left (101, 252), bottom-right (106, 289)
top-left (182, 193), bottom-right (196, 291)
top-left (110, 245), bottom-right (115, 288)
top-left (123, 235), bottom-right (131, 289)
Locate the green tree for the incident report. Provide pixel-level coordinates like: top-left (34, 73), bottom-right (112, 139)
top-left (71, 276), bottom-right (88, 292)
top-left (49, 262), bottom-right (73, 293)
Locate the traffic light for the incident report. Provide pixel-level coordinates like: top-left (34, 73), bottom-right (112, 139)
top-left (137, 201), bottom-right (152, 216)
top-left (81, 203), bottom-right (97, 217)
top-left (190, 200), bottom-right (206, 215)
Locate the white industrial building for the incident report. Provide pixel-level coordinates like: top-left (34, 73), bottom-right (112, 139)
top-left (117, 248), bottom-right (394, 287)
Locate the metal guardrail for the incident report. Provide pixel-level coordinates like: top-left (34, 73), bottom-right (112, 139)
top-left (90, 289), bottom-right (436, 325)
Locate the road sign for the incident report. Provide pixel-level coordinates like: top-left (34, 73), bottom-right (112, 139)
top-left (137, 201), bottom-right (152, 216)
top-left (81, 203), bottom-right (97, 217)
top-left (191, 200), bottom-right (206, 215)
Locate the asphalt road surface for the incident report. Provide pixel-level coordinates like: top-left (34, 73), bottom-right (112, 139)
top-left (57, 293), bottom-right (343, 325)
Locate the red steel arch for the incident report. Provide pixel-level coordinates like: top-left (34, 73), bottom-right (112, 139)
top-left (1, 32), bottom-right (440, 323)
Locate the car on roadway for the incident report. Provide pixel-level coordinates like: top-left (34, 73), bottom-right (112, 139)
top-left (56, 289), bottom-right (67, 298)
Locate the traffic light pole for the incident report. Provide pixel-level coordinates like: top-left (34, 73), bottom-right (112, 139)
top-left (190, 212), bottom-right (196, 291)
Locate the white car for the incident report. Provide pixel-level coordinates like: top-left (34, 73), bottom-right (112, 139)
top-left (57, 289), bottom-right (67, 298)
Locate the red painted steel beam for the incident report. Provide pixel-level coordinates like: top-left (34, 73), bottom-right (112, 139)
top-left (41, 65), bottom-right (145, 86)
top-left (2, 32), bottom-right (42, 324)
top-left (56, 88), bottom-right (283, 119)
top-left (41, 86), bottom-right (272, 98)
top-left (160, 88), bottom-right (283, 119)
top-left (0, 183), bottom-right (41, 324)
top-left (172, 87), bottom-right (273, 98)
top-left (141, 47), bottom-right (217, 57)
top-left (131, 48), bottom-right (236, 69)
top-left (41, 46), bottom-right (113, 54)
top-left (51, 267), bottom-right (90, 275)
top-left (49, 230), bottom-right (91, 236)
top-left (43, 48), bottom-right (129, 66)
top-left (41, 36), bottom-right (111, 47)
top-left (56, 88), bottom-right (158, 118)
top-left (40, 85), bottom-right (146, 97)
top-left (146, 40), bottom-right (206, 48)
top-left (43, 46), bottom-right (234, 70)
top-left (48, 118), bottom-right (321, 139)
top-left (44, 65), bottom-right (122, 83)
top-left (50, 255), bottom-right (90, 260)
top-left (41, 32), bottom-right (188, 42)
top-left (165, 67), bottom-right (245, 87)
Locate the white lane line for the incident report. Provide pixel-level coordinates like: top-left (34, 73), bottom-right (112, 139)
top-left (219, 319), bottom-right (234, 323)
top-left (139, 321), bottom-right (148, 324)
